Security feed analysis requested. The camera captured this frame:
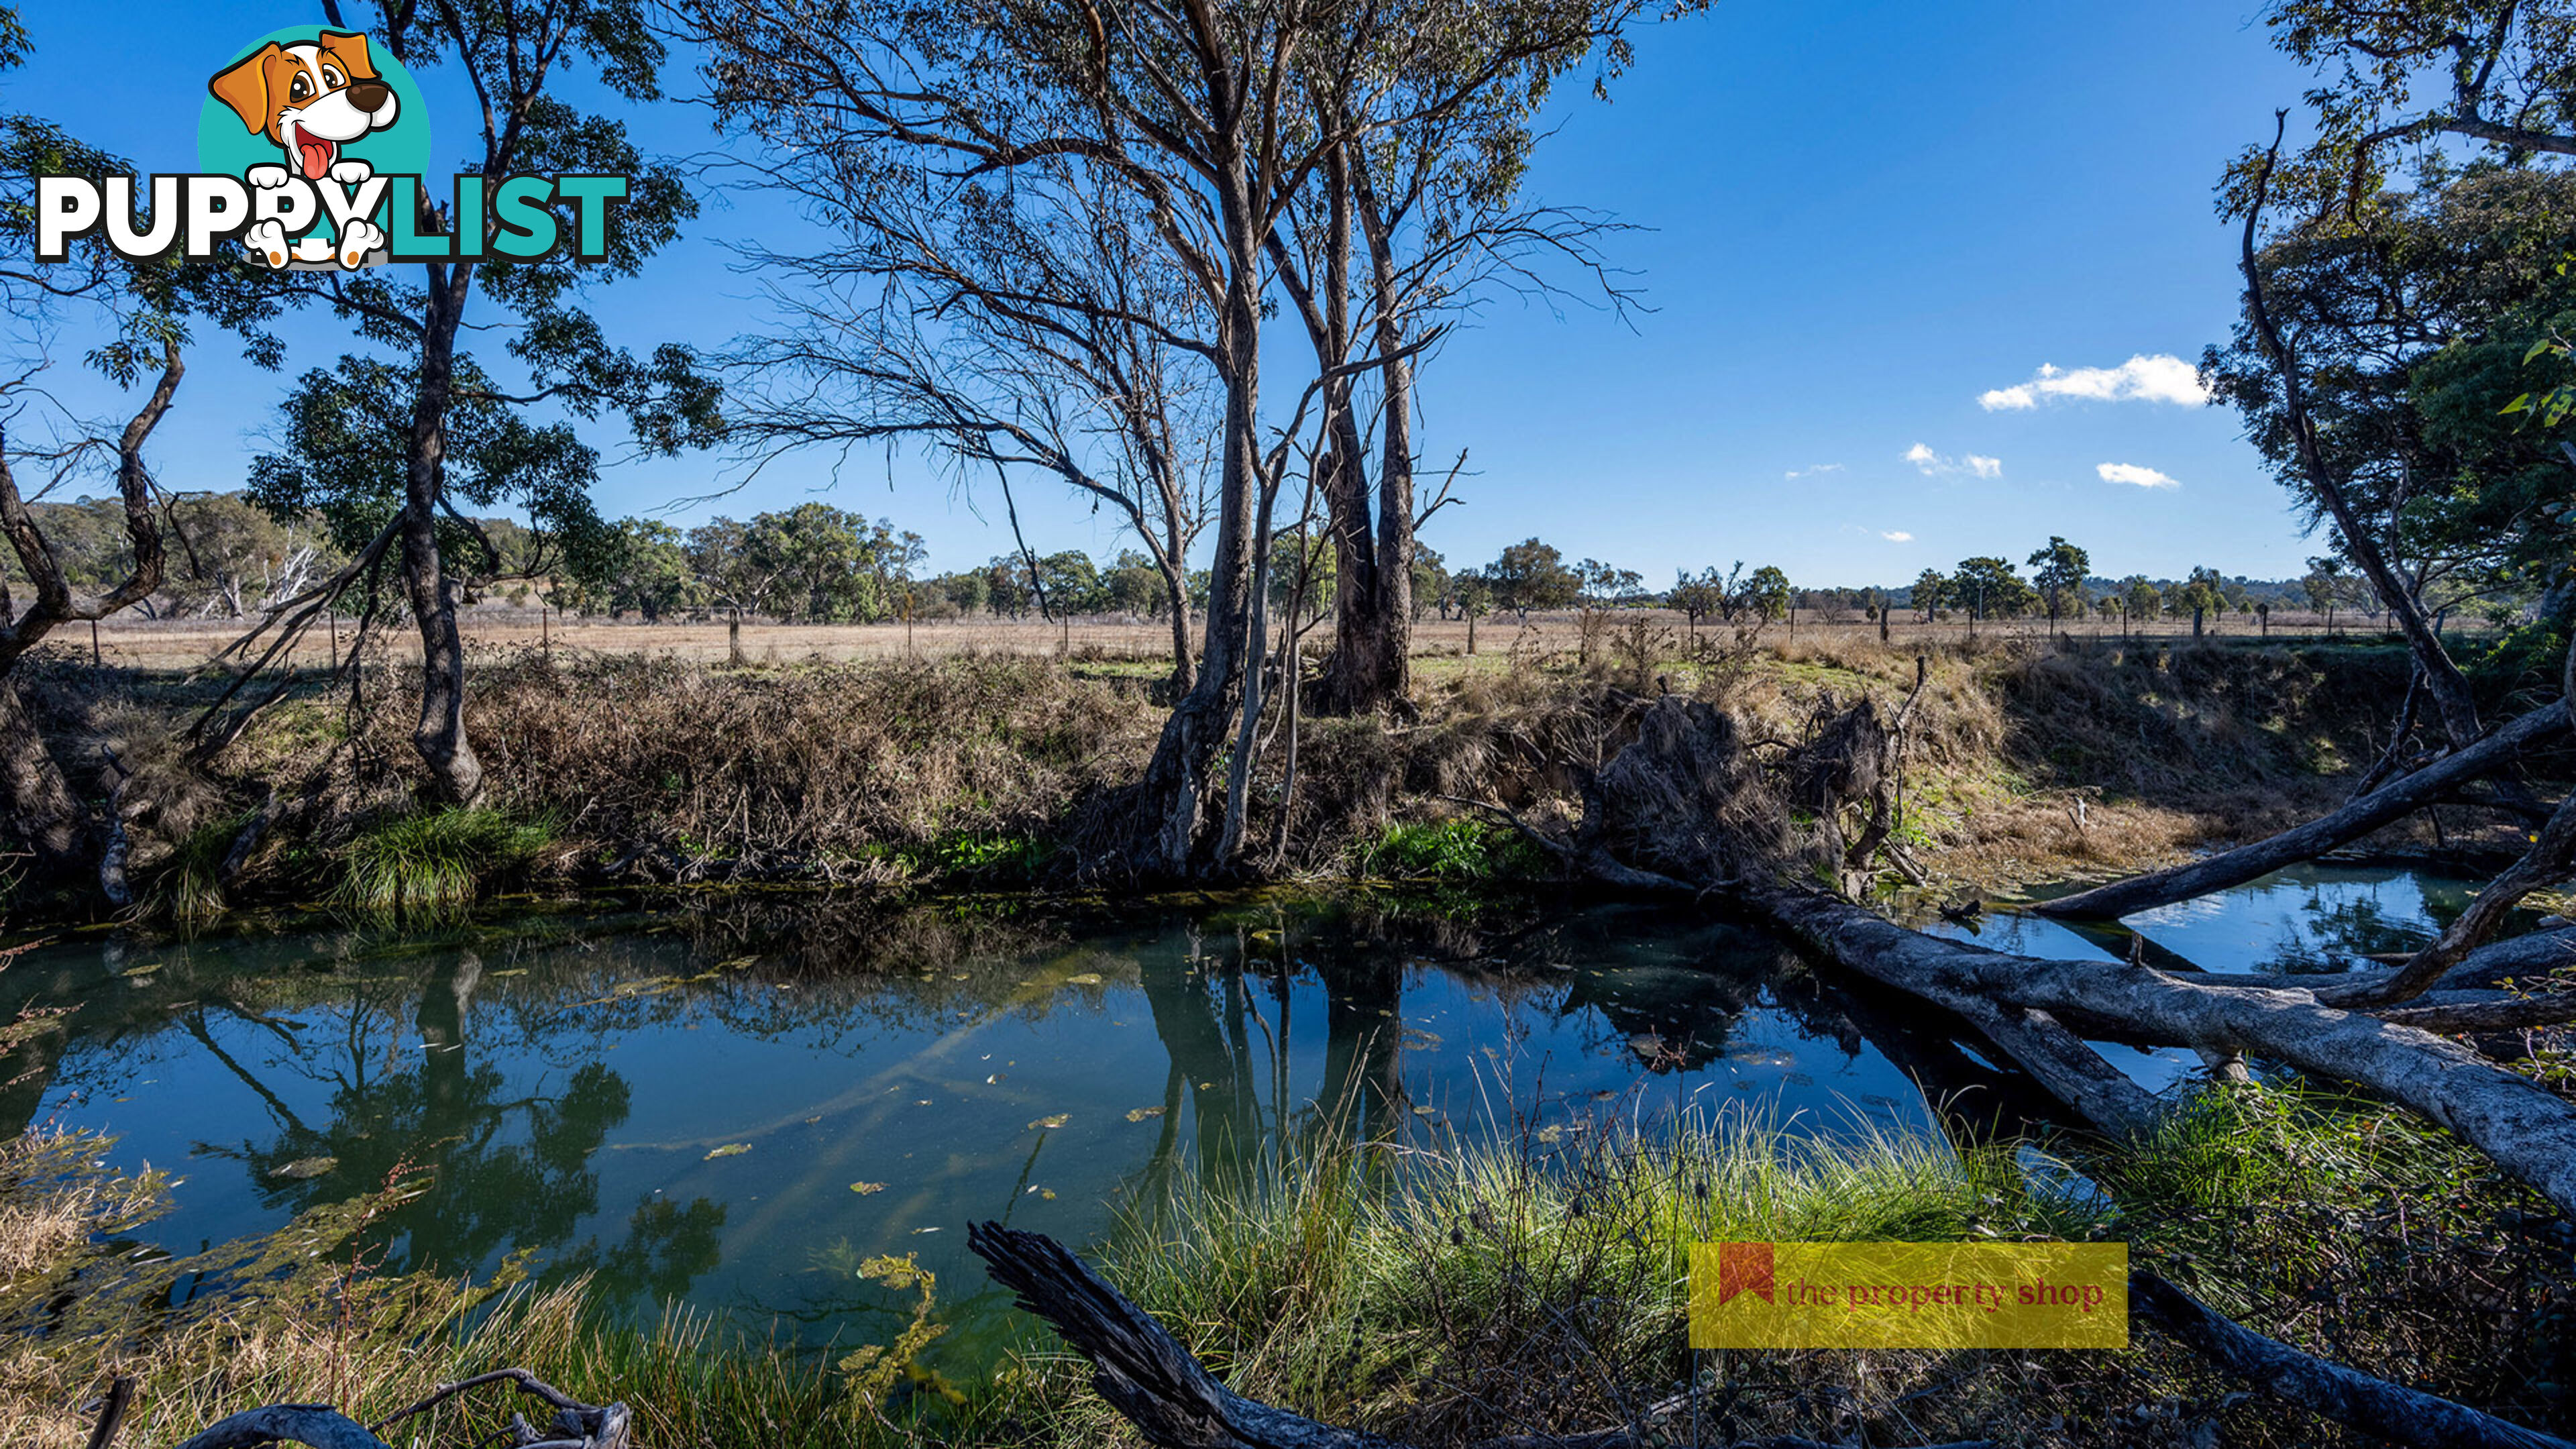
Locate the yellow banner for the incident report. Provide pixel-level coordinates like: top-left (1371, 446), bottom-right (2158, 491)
top-left (1689, 1242), bottom-right (2128, 1349)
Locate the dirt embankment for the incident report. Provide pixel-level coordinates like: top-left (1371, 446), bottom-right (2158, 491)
top-left (3, 631), bottom-right (2489, 920)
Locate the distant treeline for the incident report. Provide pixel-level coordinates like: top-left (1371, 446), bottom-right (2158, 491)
top-left (16, 492), bottom-right (2438, 630)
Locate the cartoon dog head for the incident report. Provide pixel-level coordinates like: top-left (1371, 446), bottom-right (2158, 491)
top-left (207, 32), bottom-right (399, 182)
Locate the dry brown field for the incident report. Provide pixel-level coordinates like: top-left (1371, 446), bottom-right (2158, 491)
top-left (66, 605), bottom-right (2426, 672)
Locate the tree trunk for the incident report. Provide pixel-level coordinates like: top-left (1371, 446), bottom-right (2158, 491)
top-left (2237, 125), bottom-right (2484, 748)
top-left (1163, 557), bottom-right (1195, 696)
top-left (2032, 698), bottom-right (2569, 919)
top-left (1127, 207), bottom-right (1263, 878)
top-left (405, 272), bottom-right (485, 804)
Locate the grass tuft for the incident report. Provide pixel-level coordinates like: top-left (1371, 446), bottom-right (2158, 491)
top-left (331, 808), bottom-right (556, 923)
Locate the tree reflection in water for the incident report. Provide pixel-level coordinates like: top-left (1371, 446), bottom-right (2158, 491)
top-left (12, 886), bottom-right (2008, 1362)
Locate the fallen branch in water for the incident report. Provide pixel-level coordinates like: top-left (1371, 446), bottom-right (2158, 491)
top-left (1510, 692), bottom-right (2576, 1219)
top-left (2033, 698), bottom-right (2569, 920)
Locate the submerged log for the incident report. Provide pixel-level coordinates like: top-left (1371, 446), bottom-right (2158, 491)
top-left (2033, 700), bottom-right (2569, 920)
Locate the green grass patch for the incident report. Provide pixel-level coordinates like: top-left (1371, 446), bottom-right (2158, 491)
top-left (1350, 817), bottom-right (1543, 883)
top-left (331, 807), bottom-right (556, 924)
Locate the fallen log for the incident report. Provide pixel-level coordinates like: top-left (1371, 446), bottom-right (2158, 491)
top-left (2377, 992), bottom-right (2576, 1034)
top-left (965, 1221), bottom-right (1996, 1449)
top-left (2365, 922), bottom-right (2576, 990)
top-left (2033, 700), bottom-right (2569, 920)
top-left (1752, 879), bottom-right (2576, 1214)
top-left (2132, 1271), bottom-right (2576, 1449)
top-left (1543, 694), bottom-right (2576, 1217)
top-left (968, 1225), bottom-right (2564, 1449)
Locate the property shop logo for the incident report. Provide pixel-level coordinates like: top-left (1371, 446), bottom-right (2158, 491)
top-left (34, 26), bottom-right (627, 270)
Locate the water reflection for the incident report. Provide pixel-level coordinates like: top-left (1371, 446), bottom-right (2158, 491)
top-left (9, 890), bottom-right (1957, 1362)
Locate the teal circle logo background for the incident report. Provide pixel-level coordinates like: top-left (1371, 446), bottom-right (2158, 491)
top-left (195, 27), bottom-right (432, 187)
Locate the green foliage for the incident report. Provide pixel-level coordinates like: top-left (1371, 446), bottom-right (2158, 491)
top-left (2027, 535), bottom-right (2091, 619)
top-left (250, 356), bottom-right (616, 590)
top-left (332, 808), bottom-right (557, 923)
top-left (930, 833), bottom-right (1052, 883)
top-left (670, 508), bottom-right (924, 623)
top-left (1351, 818), bottom-right (1542, 881)
top-left (144, 810), bottom-right (254, 932)
top-left (2211, 168), bottom-right (2576, 610)
top-left (1481, 537), bottom-right (1580, 616)
top-left (1743, 564), bottom-right (1793, 621)
top-left (1948, 555), bottom-right (2037, 619)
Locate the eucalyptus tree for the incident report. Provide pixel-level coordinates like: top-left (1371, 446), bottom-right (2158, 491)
top-left (213, 0), bottom-right (718, 804)
top-left (712, 151), bottom-right (1221, 690)
top-left (2261, 0), bottom-right (2576, 179)
top-left (0, 11), bottom-right (286, 875)
top-left (676, 0), bottom-right (1672, 875)
top-left (2026, 535), bottom-right (2090, 629)
top-left (2213, 137), bottom-right (2575, 745)
top-left (1265, 0), bottom-right (1664, 714)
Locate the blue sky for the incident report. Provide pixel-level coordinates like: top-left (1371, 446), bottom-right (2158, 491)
top-left (8, 1), bottom-right (2328, 587)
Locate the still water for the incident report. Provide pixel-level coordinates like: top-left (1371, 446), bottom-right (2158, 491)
top-left (0, 865), bottom-right (2512, 1362)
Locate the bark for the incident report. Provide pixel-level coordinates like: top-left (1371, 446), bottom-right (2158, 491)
top-left (2377, 992), bottom-right (2576, 1034)
top-left (2034, 700), bottom-right (2569, 920)
top-left (1126, 180), bottom-right (1265, 878)
top-left (169, 1368), bottom-right (629, 1449)
top-left (2133, 1271), bottom-right (2576, 1449)
top-left (404, 269), bottom-right (485, 804)
top-left (172, 1407), bottom-right (397, 1449)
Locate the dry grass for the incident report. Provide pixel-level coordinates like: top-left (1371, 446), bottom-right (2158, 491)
top-left (21, 621), bottom-right (2486, 918)
top-left (78, 606), bottom-right (2476, 672)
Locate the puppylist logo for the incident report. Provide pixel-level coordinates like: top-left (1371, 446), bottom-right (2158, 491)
top-left (34, 25), bottom-right (629, 270)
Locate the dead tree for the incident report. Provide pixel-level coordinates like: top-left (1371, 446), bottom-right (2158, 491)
top-left (2034, 698), bottom-right (2569, 919)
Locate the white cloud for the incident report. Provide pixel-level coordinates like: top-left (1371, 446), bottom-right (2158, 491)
top-left (1905, 443), bottom-right (2002, 479)
top-left (1784, 462), bottom-right (1844, 480)
top-left (1979, 354), bottom-right (2210, 411)
top-left (2097, 462), bottom-right (2180, 489)
top-left (1880, 531), bottom-right (1914, 543)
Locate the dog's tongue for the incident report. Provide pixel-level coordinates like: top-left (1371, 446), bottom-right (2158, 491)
top-left (297, 135), bottom-right (337, 181)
